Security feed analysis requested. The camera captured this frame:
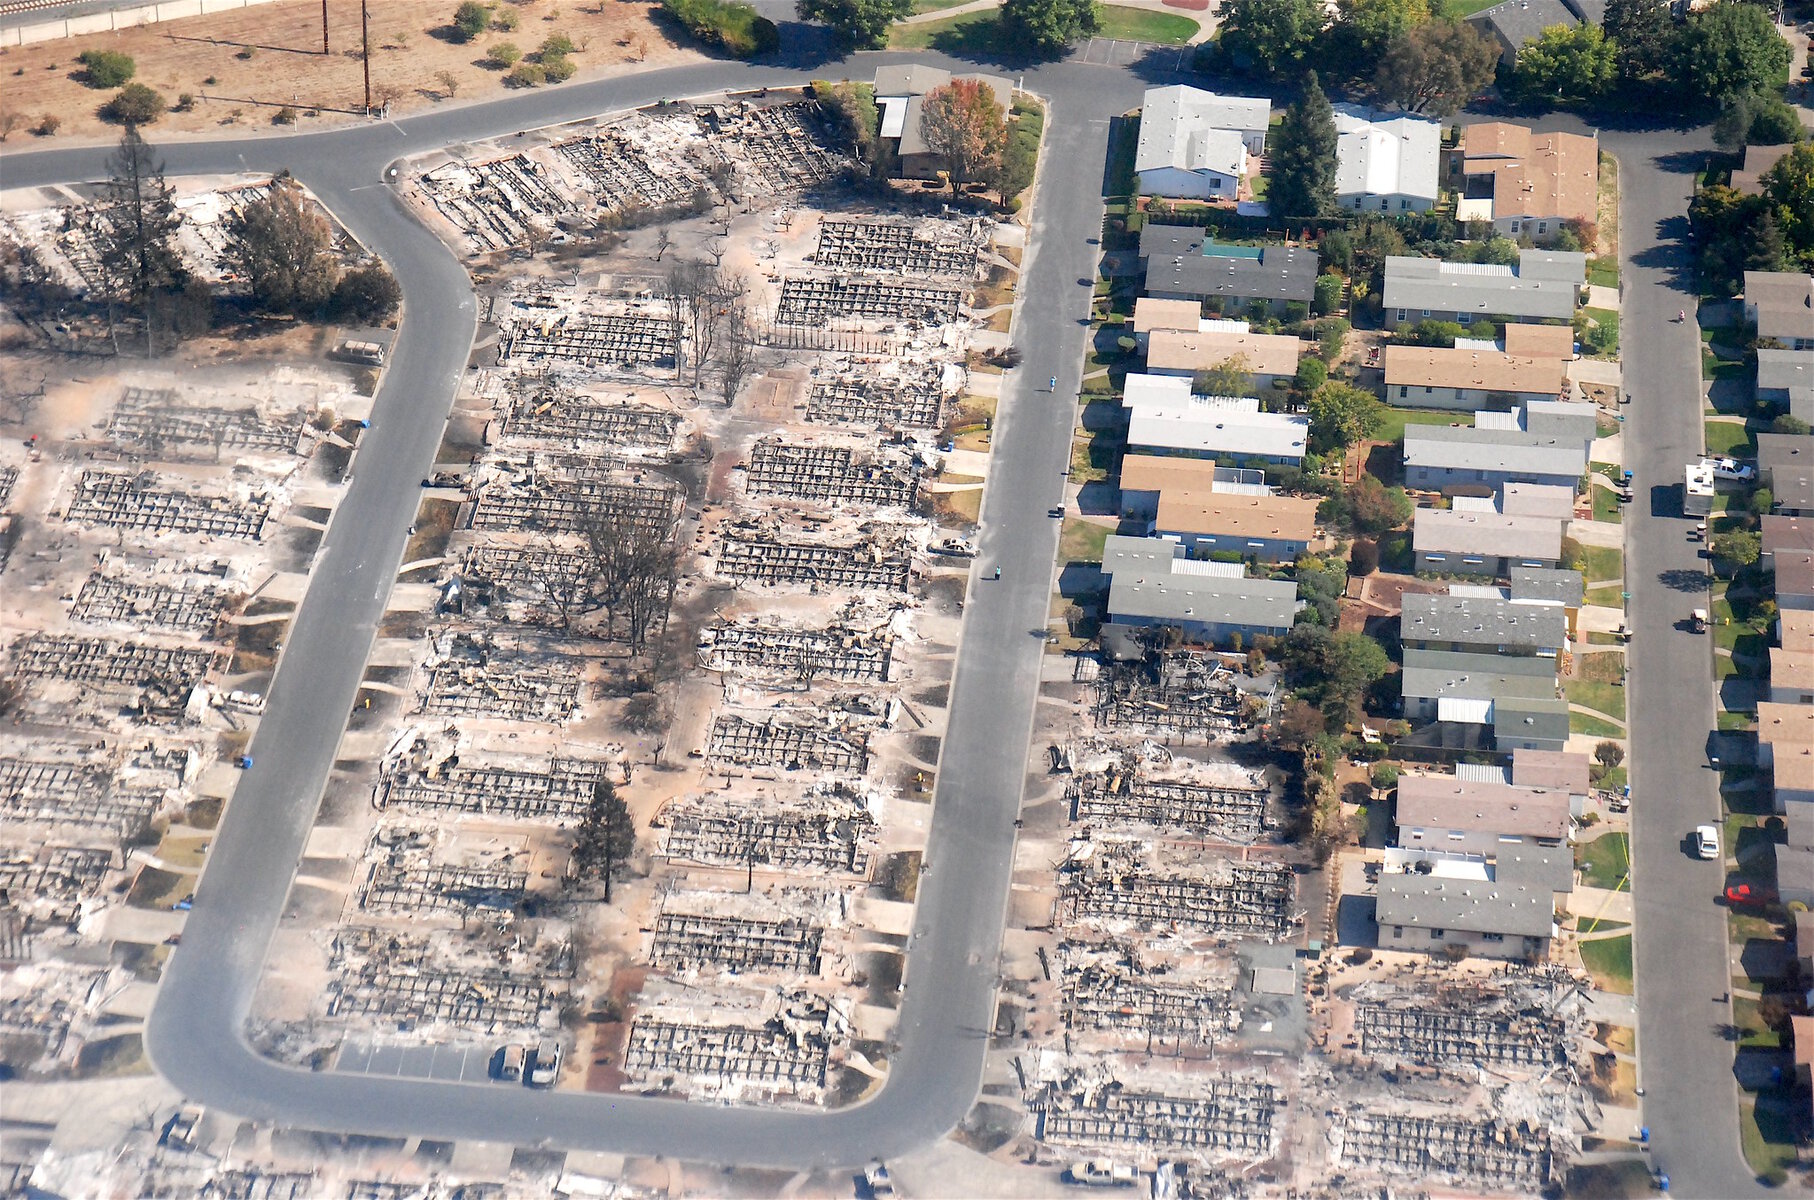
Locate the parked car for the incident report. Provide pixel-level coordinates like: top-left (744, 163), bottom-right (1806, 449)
top-left (1693, 824), bottom-right (1720, 860)
top-left (1710, 457), bottom-right (1754, 483)
top-left (497, 1044), bottom-right (526, 1082)
top-left (528, 1038), bottom-right (560, 1087)
top-left (1067, 1160), bottom-right (1137, 1187)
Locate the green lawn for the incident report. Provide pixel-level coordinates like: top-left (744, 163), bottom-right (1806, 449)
top-left (1574, 544), bottom-right (1623, 583)
top-left (1577, 832), bottom-right (1631, 891)
top-left (887, 9), bottom-right (996, 50)
top-left (1740, 1096), bottom-right (1800, 1182)
top-left (1704, 419), bottom-right (1755, 459)
top-left (1583, 583), bottom-right (1625, 608)
top-left (909, 0), bottom-right (974, 11)
top-left (1586, 256), bottom-right (1619, 289)
top-left (1581, 307), bottom-right (1619, 358)
top-left (1571, 711), bottom-right (1626, 738)
top-left (1093, 4), bottom-right (1200, 43)
top-left (1569, 681), bottom-right (1626, 721)
top-left (1059, 519), bottom-right (1110, 564)
top-left (1591, 483), bottom-right (1622, 523)
top-left (1577, 917), bottom-right (1629, 934)
top-left (1375, 405), bottom-right (1461, 445)
top-left (1579, 934), bottom-right (1634, 994)
top-left (1717, 709), bottom-right (1757, 732)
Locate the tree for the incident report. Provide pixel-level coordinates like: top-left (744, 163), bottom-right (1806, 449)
top-left (452, 1), bottom-right (493, 41)
top-left (1374, 19), bottom-right (1498, 117)
top-left (0, 114), bottom-right (23, 143)
top-left (919, 79), bottom-right (1009, 187)
top-left (1214, 0), bottom-right (1324, 77)
top-left (1193, 354), bottom-right (1251, 397)
top-left (1325, 0), bottom-right (1430, 81)
top-left (1594, 740), bottom-right (1625, 771)
top-left (1347, 475), bottom-right (1413, 533)
top-left (1714, 89), bottom-right (1808, 152)
top-left (1688, 183), bottom-right (1766, 294)
top-left (226, 178), bottom-right (337, 314)
top-left (1716, 529), bottom-right (1761, 569)
top-left (103, 83), bottom-right (167, 126)
top-left (1760, 142), bottom-right (1814, 269)
top-left (78, 50), bottom-right (136, 89)
top-left (1269, 72), bottom-right (1338, 219)
top-left (570, 778), bottom-right (635, 902)
top-left (796, 0), bottom-right (911, 49)
top-left (1747, 208), bottom-right (1788, 274)
top-left (1295, 356), bottom-right (1329, 392)
top-left (540, 53), bottom-right (577, 83)
top-left (1000, 0), bottom-right (1100, 57)
top-left (329, 265), bottom-right (402, 323)
top-left (95, 126), bottom-right (182, 353)
top-left (508, 62), bottom-right (545, 87)
top-left (1307, 379), bottom-right (1385, 453)
top-left (716, 297), bottom-right (758, 405)
top-left (1312, 273), bottom-right (1343, 316)
top-left (488, 41), bottom-right (522, 67)
top-left (1602, 0), bottom-right (1671, 82)
top-left (1370, 762), bottom-right (1400, 794)
top-left (1672, 2), bottom-right (1791, 106)
top-left (435, 70), bottom-right (460, 98)
top-left (1513, 23), bottom-right (1616, 106)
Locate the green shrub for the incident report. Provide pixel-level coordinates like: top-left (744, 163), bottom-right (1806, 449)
top-left (102, 83), bottom-right (166, 125)
top-left (487, 41), bottom-right (522, 67)
top-left (78, 49), bottom-right (135, 89)
top-left (492, 5), bottom-right (520, 30)
top-left (453, 1), bottom-right (492, 41)
top-left (330, 265), bottom-right (402, 323)
top-left (540, 52), bottom-right (576, 82)
top-left (539, 32), bottom-right (576, 57)
top-left (1295, 357), bottom-right (1328, 392)
top-left (659, 0), bottom-right (778, 58)
top-left (273, 105), bottom-right (297, 125)
top-left (507, 62), bottom-right (545, 87)
top-left (1312, 273), bottom-right (1342, 316)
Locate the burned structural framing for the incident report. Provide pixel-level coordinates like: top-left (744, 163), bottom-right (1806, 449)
top-left (655, 796), bottom-right (873, 875)
top-left (813, 219), bottom-right (979, 279)
top-left (649, 911), bottom-right (825, 975)
top-left (773, 278), bottom-right (962, 327)
top-left (64, 470), bottom-right (268, 540)
top-left (1058, 861), bottom-right (1295, 939)
top-left (743, 439), bottom-right (917, 509)
top-left (1036, 1079), bottom-right (1280, 1157)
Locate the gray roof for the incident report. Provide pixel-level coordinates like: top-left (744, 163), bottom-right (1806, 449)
top-left (1523, 399), bottom-right (1599, 444)
top-left (1104, 546), bottom-right (1303, 630)
top-left (1404, 648), bottom-right (1559, 678)
top-left (1759, 433), bottom-right (1814, 514)
top-left (1468, 0), bottom-right (1578, 53)
top-left (1415, 508), bottom-right (1564, 561)
top-left (1500, 482), bottom-right (1577, 521)
top-left (1376, 876), bottom-right (1557, 939)
top-left (1384, 251), bottom-right (1583, 321)
top-left (1402, 593), bottom-right (1569, 652)
top-left (1746, 271), bottom-right (1814, 344)
top-left (1142, 236), bottom-right (1321, 304)
top-left (1493, 696), bottom-right (1572, 745)
top-left (1405, 430), bottom-right (1587, 479)
top-left (1402, 667), bottom-right (1560, 706)
top-left (1510, 565), bottom-right (1585, 608)
top-left (1136, 86), bottom-right (1270, 176)
top-left (1759, 348), bottom-right (1814, 393)
top-left (1494, 841), bottom-right (1576, 893)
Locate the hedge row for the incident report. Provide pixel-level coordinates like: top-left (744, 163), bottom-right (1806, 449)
top-left (660, 0), bottom-right (778, 58)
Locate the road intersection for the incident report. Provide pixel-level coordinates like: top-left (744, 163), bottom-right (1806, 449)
top-left (0, 47), bottom-right (1767, 1196)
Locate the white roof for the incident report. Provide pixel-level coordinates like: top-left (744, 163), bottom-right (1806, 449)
top-left (1475, 409), bottom-right (1522, 430)
top-left (1172, 557), bottom-right (1247, 578)
top-left (1333, 105), bottom-right (1442, 201)
top-left (878, 96), bottom-right (908, 140)
top-left (1128, 408), bottom-right (1309, 460)
top-left (1137, 86), bottom-right (1271, 174)
top-left (1122, 373), bottom-right (1261, 419)
top-left (1438, 697), bottom-right (1495, 724)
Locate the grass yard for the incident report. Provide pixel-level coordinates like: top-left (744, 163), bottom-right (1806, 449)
top-left (1717, 709), bottom-right (1757, 732)
top-left (1577, 917), bottom-right (1629, 934)
top-left (1093, 4), bottom-right (1200, 43)
top-left (1375, 406), bottom-right (1462, 445)
top-left (1070, 427), bottom-right (1123, 483)
top-left (1571, 710), bottom-right (1626, 738)
top-left (887, 9), bottom-right (996, 50)
top-left (1573, 544), bottom-right (1623, 583)
top-left (1579, 934), bottom-right (1634, 994)
top-left (1577, 832), bottom-right (1631, 891)
top-left (1739, 1096), bottom-right (1800, 1183)
top-left (1704, 419), bottom-right (1756, 459)
top-left (1591, 483), bottom-right (1623, 523)
top-left (1583, 583), bottom-right (1625, 608)
top-left (1577, 651), bottom-right (1626, 683)
top-left (1587, 256), bottom-right (1619, 289)
top-left (1581, 307), bottom-right (1620, 358)
top-left (1568, 680), bottom-right (1627, 721)
top-left (910, 0), bottom-right (975, 11)
top-left (1442, 0), bottom-right (1503, 12)
top-left (1059, 519), bottom-right (1110, 564)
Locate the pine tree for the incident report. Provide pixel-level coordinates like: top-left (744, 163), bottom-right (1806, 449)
top-left (570, 778), bottom-right (635, 903)
top-left (95, 126), bottom-right (181, 355)
top-left (1268, 72), bottom-right (1337, 219)
top-left (1747, 208), bottom-right (1788, 274)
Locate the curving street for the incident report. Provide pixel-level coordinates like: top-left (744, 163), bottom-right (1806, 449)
top-left (0, 44), bottom-right (1770, 1196)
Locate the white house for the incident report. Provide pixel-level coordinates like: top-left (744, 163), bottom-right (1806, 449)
top-left (1136, 86), bottom-right (1270, 200)
top-left (1333, 105), bottom-right (1442, 214)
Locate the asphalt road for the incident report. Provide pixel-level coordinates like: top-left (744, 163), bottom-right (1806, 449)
top-left (1610, 139), bottom-right (1771, 1198)
top-left (2, 49), bottom-right (1161, 1167)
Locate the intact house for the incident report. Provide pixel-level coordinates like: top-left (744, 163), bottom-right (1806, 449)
top-left (1746, 270), bottom-right (1814, 352)
top-left (1450, 122), bottom-right (1599, 240)
top-left (1511, 563), bottom-right (1586, 640)
top-left (873, 65), bottom-right (1015, 181)
top-left (1134, 86), bottom-right (1270, 201)
top-left (1375, 875), bottom-right (1559, 962)
top-left (1403, 425), bottom-right (1587, 492)
top-left (1140, 225), bottom-right (1321, 316)
top-left (1733, 143), bottom-right (1794, 194)
top-left (1130, 297), bottom-right (1209, 350)
top-left (1333, 105), bottom-right (1442, 214)
top-left (1383, 344), bottom-right (1568, 411)
top-left (1775, 552), bottom-right (1813, 612)
top-left (1467, 0), bottom-right (1582, 63)
top-left (1503, 322), bottom-right (1577, 359)
top-left (1763, 515), bottom-right (1814, 569)
top-left (1759, 433), bottom-right (1814, 515)
top-left (1393, 772), bottom-right (1571, 858)
top-left (1398, 589), bottom-right (1570, 751)
top-left (1117, 454), bottom-right (1318, 562)
top-left (1756, 702), bottom-right (1814, 815)
top-left (1413, 507), bottom-right (1564, 576)
top-left (1100, 534), bottom-right (1303, 645)
top-left (1757, 348), bottom-right (1814, 425)
top-left (1512, 747), bottom-right (1593, 817)
top-left (1144, 327), bottom-right (1303, 391)
top-left (1383, 250), bottom-right (1584, 330)
top-left (1400, 591), bottom-right (1569, 659)
top-left (1125, 402), bottom-right (1310, 468)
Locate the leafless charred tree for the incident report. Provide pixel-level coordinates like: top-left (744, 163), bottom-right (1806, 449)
top-left (652, 225), bottom-right (672, 262)
top-left (581, 502), bottom-right (680, 653)
top-left (716, 297), bottom-right (758, 407)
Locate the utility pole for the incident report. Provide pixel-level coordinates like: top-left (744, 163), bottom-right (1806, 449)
top-left (321, 0), bottom-right (328, 53)
top-left (360, 0), bottom-right (371, 114)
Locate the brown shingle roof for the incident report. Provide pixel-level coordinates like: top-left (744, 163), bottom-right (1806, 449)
top-left (1458, 122), bottom-right (1599, 225)
top-left (1394, 774), bottom-right (1572, 839)
top-left (1132, 297), bottom-right (1204, 335)
top-left (1146, 329), bottom-right (1303, 376)
top-left (1155, 488), bottom-right (1319, 541)
top-left (1503, 323), bottom-right (1576, 358)
top-left (1758, 702), bottom-right (1814, 792)
top-left (1385, 345), bottom-right (1567, 394)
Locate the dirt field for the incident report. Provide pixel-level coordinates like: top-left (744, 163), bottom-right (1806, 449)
top-left (0, 0), bottom-right (700, 146)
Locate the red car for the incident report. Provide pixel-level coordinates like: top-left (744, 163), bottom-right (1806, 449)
top-left (1725, 882), bottom-right (1777, 907)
